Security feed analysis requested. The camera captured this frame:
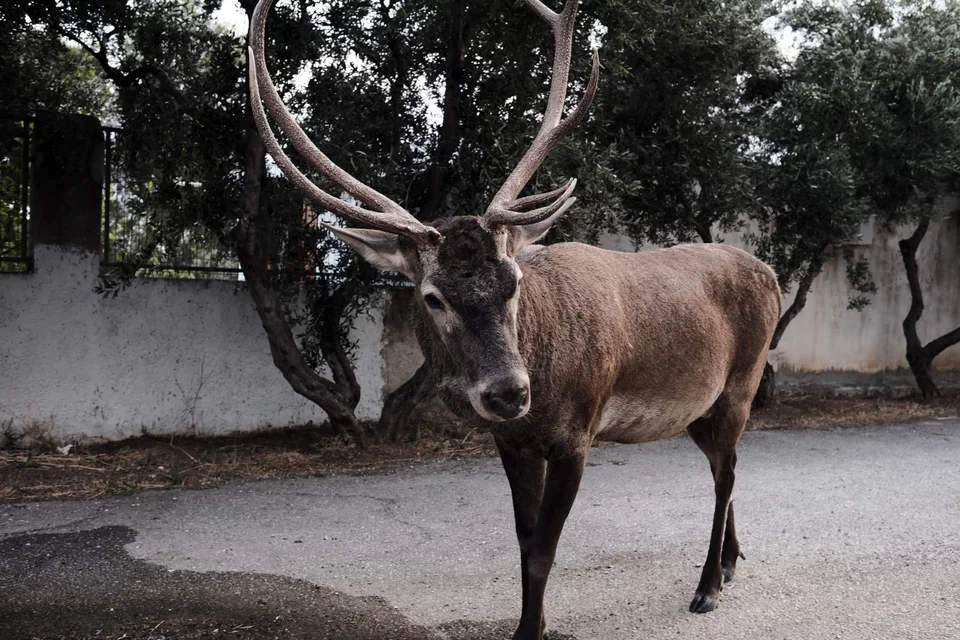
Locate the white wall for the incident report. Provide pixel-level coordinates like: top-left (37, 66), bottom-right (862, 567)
top-left (2, 206), bottom-right (958, 443)
top-left (593, 205), bottom-right (960, 378)
top-left (773, 217), bottom-right (960, 374)
top-left (0, 245), bottom-right (386, 442)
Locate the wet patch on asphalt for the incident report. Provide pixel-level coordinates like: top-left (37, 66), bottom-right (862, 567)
top-left (0, 526), bottom-right (577, 640)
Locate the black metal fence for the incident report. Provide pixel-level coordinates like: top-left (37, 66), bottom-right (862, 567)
top-left (0, 116), bottom-right (32, 273)
top-left (0, 116), bottom-right (408, 284)
top-left (0, 116), bottom-right (243, 278)
top-left (100, 126), bottom-right (242, 280)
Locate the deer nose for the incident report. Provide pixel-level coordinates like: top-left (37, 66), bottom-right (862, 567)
top-left (482, 381), bottom-right (529, 420)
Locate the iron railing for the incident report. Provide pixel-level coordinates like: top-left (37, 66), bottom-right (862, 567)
top-left (1, 117), bottom-right (406, 284)
top-left (0, 116), bottom-right (33, 273)
top-left (100, 126), bottom-right (242, 280)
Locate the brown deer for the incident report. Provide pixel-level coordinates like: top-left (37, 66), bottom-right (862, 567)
top-left (248, 1), bottom-right (781, 638)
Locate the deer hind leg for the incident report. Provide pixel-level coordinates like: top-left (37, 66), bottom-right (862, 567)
top-left (686, 399), bottom-right (748, 613)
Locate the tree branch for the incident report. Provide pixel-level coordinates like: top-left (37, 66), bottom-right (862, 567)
top-left (55, 25), bottom-right (187, 108)
top-left (383, 6), bottom-right (409, 165)
top-left (925, 325), bottom-right (960, 359)
top-left (317, 294), bottom-right (362, 409)
top-left (770, 253), bottom-right (824, 350)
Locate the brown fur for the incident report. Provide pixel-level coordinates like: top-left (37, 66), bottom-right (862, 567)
top-left (248, 0), bottom-right (779, 633)
top-left (405, 226), bottom-right (780, 638)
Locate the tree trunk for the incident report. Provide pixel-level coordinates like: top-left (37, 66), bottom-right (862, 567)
top-left (377, 0), bottom-right (470, 431)
top-left (754, 257), bottom-right (824, 408)
top-left (378, 363), bottom-right (433, 442)
top-left (770, 259), bottom-right (822, 352)
top-left (419, 0), bottom-right (467, 219)
top-left (235, 2), bottom-right (366, 443)
top-left (898, 217), bottom-right (946, 399)
top-left (386, 31), bottom-right (409, 165)
top-left (752, 362), bottom-right (776, 409)
top-left (679, 193), bottom-right (713, 243)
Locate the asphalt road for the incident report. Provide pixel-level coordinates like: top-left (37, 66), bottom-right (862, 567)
top-left (2, 420), bottom-right (959, 640)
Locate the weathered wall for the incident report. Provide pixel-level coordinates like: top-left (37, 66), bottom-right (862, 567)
top-left (2, 215), bottom-right (958, 442)
top-left (0, 245), bottom-right (386, 442)
top-left (597, 203), bottom-right (960, 393)
top-left (771, 211), bottom-right (960, 392)
top-left (375, 206), bottom-right (960, 397)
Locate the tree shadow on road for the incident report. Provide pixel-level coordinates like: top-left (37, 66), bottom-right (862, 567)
top-left (0, 526), bottom-right (575, 640)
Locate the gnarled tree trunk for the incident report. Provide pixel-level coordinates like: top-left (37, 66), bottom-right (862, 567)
top-left (234, 0), bottom-right (366, 443)
top-left (753, 254), bottom-right (825, 408)
top-left (378, 362), bottom-right (433, 442)
top-left (898, 217), bottom-right (960, 398)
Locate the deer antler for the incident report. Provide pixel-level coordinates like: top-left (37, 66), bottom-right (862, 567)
top-left (247, 0), bottom-right (441, 247)
top-left (484, 0), bottom-right (599, 227)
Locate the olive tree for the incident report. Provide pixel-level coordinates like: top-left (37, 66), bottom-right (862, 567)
top-left (778, 0), bottom-right (960, 397)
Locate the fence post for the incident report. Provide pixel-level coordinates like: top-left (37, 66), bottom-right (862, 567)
top-left (30, 112), bottom-right (104, 254)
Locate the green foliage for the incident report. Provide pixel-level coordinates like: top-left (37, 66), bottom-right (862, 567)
top-left (292, 0), bottom-right (559, 218)
top-left (0, 13), bottom-right (110, 116)
top-left (563, 0), bottom-right (780, 246)
top-left (0, 120), bottom-right (31, 271)
top-left (0, 3), bottom-right (111, 271)
top-left (746, 65), bottom-right (877, 306)
top-left (7, 0), bottom-right (960, 386)
top-left (782, 0), bottom-right (960, 222)
top-left (752, 0), bottom-right (960, 317)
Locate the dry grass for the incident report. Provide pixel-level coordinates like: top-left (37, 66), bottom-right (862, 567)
top-left (745, 393), bottom-right (960, 431)
top-left (0, 423), bottom-right (495, 504)
top-left (2, 394), bottom-right (957, 504)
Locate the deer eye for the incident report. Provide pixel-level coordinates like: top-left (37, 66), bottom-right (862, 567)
top-left (505, 275), bottom-right (519, 298)
top-left (424, 293), bottom-right (446, 311)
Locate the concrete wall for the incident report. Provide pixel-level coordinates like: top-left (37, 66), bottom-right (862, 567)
top-left (375, 208), bottom-right (960, 398)
top-left (2, 220), bottom-right (958, 443)
top-left (0, 244), bottom-right (386, 442)
top-left (3, 114), bottom-right (956, 441)
top-left (771, 211), bottom-right (960, 393)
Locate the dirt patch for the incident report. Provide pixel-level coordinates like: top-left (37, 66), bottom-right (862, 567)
top-left (745, 394), bottom-right (960, 431)
top-left (2, 395), bottom-right (957, 504)
top-left (0, 418), bottom-right (494, 503)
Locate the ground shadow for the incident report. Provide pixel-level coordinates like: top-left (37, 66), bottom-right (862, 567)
top-left (0, 526), bottom-right (576, 640)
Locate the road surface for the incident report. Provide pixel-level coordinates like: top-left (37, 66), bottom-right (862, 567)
top-left (2, 421), bottom-right (959, 639)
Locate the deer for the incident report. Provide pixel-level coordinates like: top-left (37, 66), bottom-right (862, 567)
top-left (248, 0), bottom-right (781, 638)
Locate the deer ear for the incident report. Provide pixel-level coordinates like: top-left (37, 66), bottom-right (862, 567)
top-left (508, 206), bottom-right (566, 255)
top-left (322, 223), bottom-right (415, 280)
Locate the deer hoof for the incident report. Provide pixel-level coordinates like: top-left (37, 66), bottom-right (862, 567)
top-left (689, 592), bottom-right (719, 613)
top-left (722, 564), bottom-right (736, 583)
top-left (512, 619), bottom-right (547, 640)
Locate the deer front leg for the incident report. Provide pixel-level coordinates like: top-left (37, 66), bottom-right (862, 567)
top-left (496, 439), bottom-right (546, 634)
top-left (513, 448), bottom-right (587, 640)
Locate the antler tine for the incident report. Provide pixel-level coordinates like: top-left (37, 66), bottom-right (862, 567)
top-left (512, 178), bottom-right (576, 211)
top-left (248, 0), bottom-right (440, 246)
top-left (484, 38), bottom-right (600, 226)
top-left (491, 180), bottom-right (579, 226)
top-left (248, 51), bottom-right (438, 242)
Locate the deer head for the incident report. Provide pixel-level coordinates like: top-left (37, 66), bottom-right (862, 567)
top-left (248, 0), bottom-right (598, 421)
